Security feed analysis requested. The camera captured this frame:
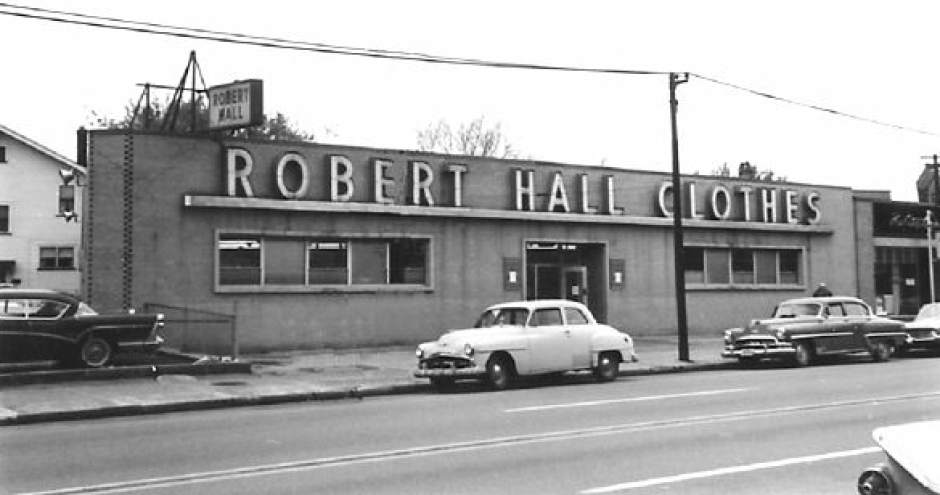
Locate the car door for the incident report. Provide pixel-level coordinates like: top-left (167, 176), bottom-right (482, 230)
top-left (526, 307), bottom-right (573, 372)
top-left (844, 301), bottom-right (880, 349)
top-left (0, 298), bottom-right (34, 362)
top-left (820, 302), bottom-right (855, 353)
top-left (25, 298), bottom-right (73, 362)
top-left (563, 306), bottom-right (594, 369)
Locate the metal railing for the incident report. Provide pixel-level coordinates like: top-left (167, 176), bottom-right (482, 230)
top-left (142, 303), bottom-right (238, 359)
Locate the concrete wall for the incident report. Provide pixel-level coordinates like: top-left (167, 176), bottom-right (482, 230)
top-left (86, 132), bottom-right (860, 351)
top-left (0, 133), bottom-right (82, 293)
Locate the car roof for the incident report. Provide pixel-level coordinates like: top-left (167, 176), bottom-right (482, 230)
top-left (0, 289), bottom-right (79, 303)
top-left (780, 296), bottom-right (866, 305)
top-left (486, 299), bottom-right (589, 311)
top-left (872, 421), bottom-right (940, 492)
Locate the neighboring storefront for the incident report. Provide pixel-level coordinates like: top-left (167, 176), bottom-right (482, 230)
top-left (83, 131), bottom-right (861, 352)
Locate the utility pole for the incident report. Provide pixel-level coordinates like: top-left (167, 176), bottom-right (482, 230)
top-left (923, 154), bottom-right (940, 303)
top-left (923, 154), bottom-right (940, 204)
top-left (670, 72), bottom-right (691, 362)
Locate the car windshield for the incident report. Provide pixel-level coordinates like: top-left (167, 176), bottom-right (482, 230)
top-left (773, 302), bottom-right (821, 318)
top-left (475, 307), bottom-right (529, 328)
top-left (916, 304), bottom-right (940, 320)
top-left (74, 302), bottom-right (98, 316)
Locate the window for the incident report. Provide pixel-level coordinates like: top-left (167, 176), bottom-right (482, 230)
top-left (0, 205), bottom-right (8, 233)
top-left (217, 234), bottom-right (430, 290)
top-left (39, 247), bottom-right (75, 270)
top-left (687, 246), bottom-right (803, 289)
top-left (844, 302), bottom-right (870, 317)
top-left (531, 308), bottom-right (563, 326)
top-left (827, 303), bottom-right (846, 317)
top-left (0, 146), bottom-right (6, 163)
top-left (28, 299), bottom-right (69, 318)
top-left (218, 236), bottom-right (261, 285)
top-left (308, 241), bottom-right (348, 284)
top-left (565, 307), bottom-right (589, 325)
top-left (59, 185), bottom-right (75, 215)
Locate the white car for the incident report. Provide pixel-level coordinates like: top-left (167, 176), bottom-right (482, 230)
top-left (903, 303), bottom-right (940, 353)
top-left (414, 300), bottom-right (637, 391)
top-left (858, 420), bottom-right (940, 494)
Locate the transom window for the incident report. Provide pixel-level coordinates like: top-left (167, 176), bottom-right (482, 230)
top-left (685, 247), bottom-right (803, 288)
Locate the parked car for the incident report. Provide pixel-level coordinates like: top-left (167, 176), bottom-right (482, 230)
top-left (858, 420), bottom-right (939, 494)
top-left (902, 303), bottom-right (940, 353)
top-left (721, 296), bottom-right (909, 367)
top-left (0, 289), bottom-right (165, 368)
top-left (414, 300), bottom-right (636, 390)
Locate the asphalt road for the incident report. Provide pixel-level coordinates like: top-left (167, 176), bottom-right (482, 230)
top-left (2, 353), bottom-right (939, 495)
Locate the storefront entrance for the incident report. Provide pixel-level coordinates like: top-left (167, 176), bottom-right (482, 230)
top-left (524, 242), bottom-right (606, 322)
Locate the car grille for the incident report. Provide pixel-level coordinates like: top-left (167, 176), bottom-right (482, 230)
top-left (734, 336), bottom-right (784, 350)
top-left (421, 355), bottom-right (474, 370)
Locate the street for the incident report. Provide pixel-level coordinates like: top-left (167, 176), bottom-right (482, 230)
top-left (2, 354), bottom-right (939, 494)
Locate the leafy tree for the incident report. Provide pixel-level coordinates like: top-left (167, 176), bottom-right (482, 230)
top-left (88, 98), bottom-right (314, 141)
top-left (416, 116), bottom-right (518, 158)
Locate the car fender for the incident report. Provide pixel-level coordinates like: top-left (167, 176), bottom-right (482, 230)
top-left (589, 329), bottom-right (632, 363)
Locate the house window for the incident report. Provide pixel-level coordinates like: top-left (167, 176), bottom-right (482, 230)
top-left (218, 236), bottom-right (261, 285)
top-left (0, 205), bottom-right (8, 233)
top-left (686, 246), bottom-right (803, 289)
top-left (59, 185), bottom-right (75, 215)
top-left (0, 146), bottom-right (6, 163)
top-left (39, 247), bottom-right (75, 270)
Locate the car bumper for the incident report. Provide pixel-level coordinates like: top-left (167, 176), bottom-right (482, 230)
top-left (721, 345), bottom-right (795, 359)
top-left (116, 335), bottom-right (165, 353)
top-left (414, 366), bottom-right (487, 379)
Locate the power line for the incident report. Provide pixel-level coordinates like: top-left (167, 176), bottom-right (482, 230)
top-left (1, 2), bottom-right (938, 138)
top-left (692, 73), bottom-right (940, 138)
top-left (0, 2), bottom-right (667, 76)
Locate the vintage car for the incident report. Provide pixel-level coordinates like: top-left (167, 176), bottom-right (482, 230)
top-left (414, 300), bottom-right (636, 390)
top-left (858, 420), bottom-right (940, 494)
top-left (0, 289), bottom-right (165, 368)
top-left (902, 303), bottom-right (940, 352)
top-left (721, 296), bottom-right (909, 367)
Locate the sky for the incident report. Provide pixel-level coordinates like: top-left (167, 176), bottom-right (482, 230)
top-left (1, 0), bottom-right (939, 201)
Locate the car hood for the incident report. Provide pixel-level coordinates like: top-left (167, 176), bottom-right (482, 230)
top-left (423, 326), bottom-right (520, 353)
top-left (744, 317), bottom-right (821, 333)
top-left (872, 420), bottom-right (940, 492)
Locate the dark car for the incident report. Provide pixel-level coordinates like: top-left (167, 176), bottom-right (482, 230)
top-left (0, 289), bottom-right (164, 368)
top-left (721, 296), bottom-right (909, 367)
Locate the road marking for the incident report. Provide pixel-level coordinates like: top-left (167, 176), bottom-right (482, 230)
top-left (580, 446), bottom-right (882, 493)
top-left (505, 388), bottom-right (750, 413)
top-left (18, 391), bottom-right (940, 495)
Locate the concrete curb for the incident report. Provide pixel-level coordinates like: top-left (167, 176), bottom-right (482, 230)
top-left (0, 360), bottom-right (738, 426)
top-left (0, 362), bottom-right (252, 386)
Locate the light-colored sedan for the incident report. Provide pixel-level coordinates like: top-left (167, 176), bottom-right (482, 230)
top-left (903, 303), bottom-right (940, 352)
top-left (414, 300), bottom-right (636, 391)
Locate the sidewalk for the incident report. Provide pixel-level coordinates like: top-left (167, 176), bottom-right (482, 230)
top-left (0, 336), bottom-right (732, 425)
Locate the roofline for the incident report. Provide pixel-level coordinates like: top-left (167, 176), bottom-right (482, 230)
top-left (0, 123), bottom-right (86, 175)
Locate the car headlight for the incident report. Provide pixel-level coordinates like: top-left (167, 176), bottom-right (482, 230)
top-left (463, 343), bottom-right (475, 357)
top-left (415, 347), bottom-right (424, 359)
top-left (857, 467), bottom-right (892, 495)
top-left (774, 328), bottom-right (787, 340)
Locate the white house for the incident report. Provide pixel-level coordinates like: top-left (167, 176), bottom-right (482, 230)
top-left (0, 124), bottom-right (85, 294)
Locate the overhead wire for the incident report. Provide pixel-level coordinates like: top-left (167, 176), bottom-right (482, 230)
top-left (0, 1), bottom-right (937, 138)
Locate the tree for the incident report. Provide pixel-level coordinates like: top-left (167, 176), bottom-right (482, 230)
top-left (88, 97), bottom-right (314, 141)
top-left (416, 116), bottom-right (518, 158)
top-left (708, 161), bottom-right (786, 182)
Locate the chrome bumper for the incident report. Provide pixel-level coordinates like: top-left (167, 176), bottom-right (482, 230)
top-left (722, 344), bottom-right (795, 359)
top-left (117, 335), bottom-right (165, 352)
top-left (414, 365), bottom-right (486, 378)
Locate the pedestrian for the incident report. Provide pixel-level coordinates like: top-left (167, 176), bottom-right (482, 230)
top-left (812, 283), bottom-right (833, 297)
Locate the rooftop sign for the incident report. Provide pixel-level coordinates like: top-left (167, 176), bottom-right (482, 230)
top-left (207, 80), bottom-right (264, 131)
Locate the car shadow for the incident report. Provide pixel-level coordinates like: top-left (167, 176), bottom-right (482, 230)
top-left (427, 370), bottom-right (627, 394)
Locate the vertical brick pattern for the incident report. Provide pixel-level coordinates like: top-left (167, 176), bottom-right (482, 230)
top-left (83, 136), bottom-right (95, 304)
top-left (121, 134), bottom-right (134, 310)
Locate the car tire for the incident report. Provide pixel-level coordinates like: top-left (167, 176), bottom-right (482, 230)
top-left (429, 377), bottom-right (455, 392)
top-left (792, 341), bottom-right (813, 367)
top-left (486, 354), bottom-right (514, 391)
top-left (870, 341), bottom-right (892, 362)
top-left (79, 337), bottom-right (113, 368)
top-left (593, 352), bottom-right (620, 382)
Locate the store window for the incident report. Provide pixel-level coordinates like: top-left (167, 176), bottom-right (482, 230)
top-left (308, 241), bottom-right (348, 284)
top-left (38, 246), bottom-right (75, 270)
top-left (686, 246), bottom-right (803, 289)
top-left (218, 236), bottom-right (261, 285)
top-left (217, 234), bottom-right (430, 290)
